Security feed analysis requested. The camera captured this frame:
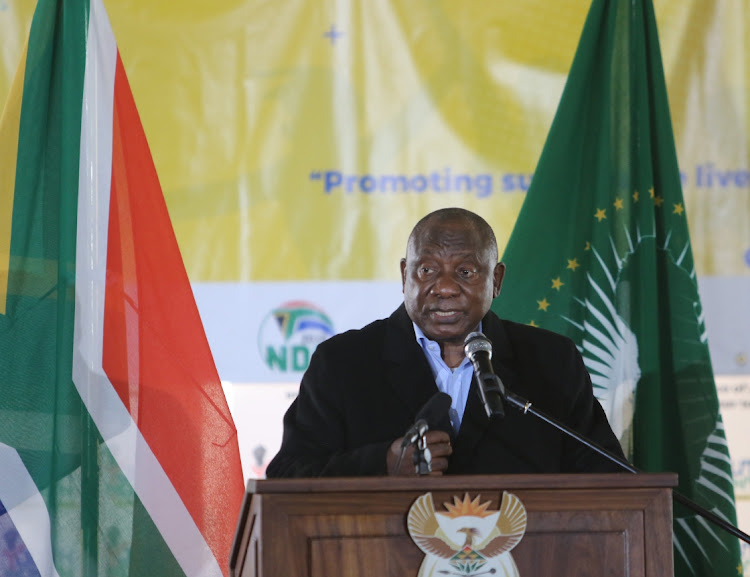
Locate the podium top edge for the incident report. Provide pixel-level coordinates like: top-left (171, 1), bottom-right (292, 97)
top-left (246, 472), bottom-right (678, 494)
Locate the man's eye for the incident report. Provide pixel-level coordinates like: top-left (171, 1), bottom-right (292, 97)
top-left (420, 267), bottom-right (433, 274)
top-left (459, 269), bottom-right (476, 277)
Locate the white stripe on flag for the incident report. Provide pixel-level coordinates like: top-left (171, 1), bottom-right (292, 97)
top-left (0, 443), bottom-right (61, 577)
top-left (71, 1), bottom-right (222, 576)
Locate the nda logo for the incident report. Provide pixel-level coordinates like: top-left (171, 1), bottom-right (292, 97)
top-left (258, 301), bottom-right (335, 373)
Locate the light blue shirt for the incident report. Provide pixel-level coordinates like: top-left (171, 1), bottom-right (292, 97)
top-left (413, 322), bottom-right (479, 435)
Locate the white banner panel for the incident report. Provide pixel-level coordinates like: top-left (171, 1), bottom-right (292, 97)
top-left (193, 281), bottom-right (403, 383)
top-left (716, 375), bottom-right (750, 572)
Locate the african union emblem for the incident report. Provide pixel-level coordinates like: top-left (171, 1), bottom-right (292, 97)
top-left (407, 492), bottom-right (527, 577)
top-left (258, 300), bottom-right (335, 373)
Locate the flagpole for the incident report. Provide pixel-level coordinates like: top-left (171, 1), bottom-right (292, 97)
top-left (81, 412), bottom-right (100, 576)
top-left (499, 389), bottom-right (750, 546)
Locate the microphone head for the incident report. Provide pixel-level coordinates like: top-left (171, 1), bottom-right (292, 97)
top-left (414, 391), bottom-right (453, 436)
top-left (464, 331), bottom-right (492, 359)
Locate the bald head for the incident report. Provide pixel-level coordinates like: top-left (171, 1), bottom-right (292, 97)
top-left (406, 208), bottom-right (498, 263)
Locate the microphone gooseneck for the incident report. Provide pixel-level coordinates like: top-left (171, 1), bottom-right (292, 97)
top-left (392, 392), bottom-right (452, 475)
top-left (401, 419), bottom-right (428, 448)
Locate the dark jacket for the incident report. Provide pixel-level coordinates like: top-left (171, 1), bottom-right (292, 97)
top-left (266, 304), bottom-right (625, 477)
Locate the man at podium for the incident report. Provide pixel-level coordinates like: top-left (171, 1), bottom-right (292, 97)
top-left (266, 208), bottom-right (625, 477)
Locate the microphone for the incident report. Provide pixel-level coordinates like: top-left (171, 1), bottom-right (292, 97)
top-left (400, 391), bottom-right (452, 448)
top-left (464, 331), bottom-right (506, 419)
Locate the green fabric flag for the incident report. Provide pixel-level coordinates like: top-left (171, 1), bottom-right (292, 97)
top-left (491, 1), bottom-right (743, 575)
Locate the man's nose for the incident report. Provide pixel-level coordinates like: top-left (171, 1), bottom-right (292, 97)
top-left (431, 271), bottom-right (461, 296)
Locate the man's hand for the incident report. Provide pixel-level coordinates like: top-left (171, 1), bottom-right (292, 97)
top-left (386, 430), bottom-right (452, 476)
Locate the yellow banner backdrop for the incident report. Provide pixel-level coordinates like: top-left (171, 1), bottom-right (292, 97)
top-left (5, 1), bottom-right (748, 282)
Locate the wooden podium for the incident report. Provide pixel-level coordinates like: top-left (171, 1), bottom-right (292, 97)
top-left (229, 473), bottom-right (676, 577)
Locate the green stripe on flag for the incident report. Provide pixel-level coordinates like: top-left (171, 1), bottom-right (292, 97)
top-left (129, 499), bottom-right (188, 577)
top-left (492, 0), bottom-right (743, 575)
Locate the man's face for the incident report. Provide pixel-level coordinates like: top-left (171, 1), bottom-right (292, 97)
top-left (401, 218), bottom-right (504, 346)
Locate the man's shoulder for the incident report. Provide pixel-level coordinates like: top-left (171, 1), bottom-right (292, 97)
top-left (318, 316), bottom-right (389, 352)
top-left (314, 305), bottom-right (408, 356)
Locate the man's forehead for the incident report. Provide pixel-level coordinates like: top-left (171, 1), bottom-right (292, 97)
top-left (409, 220), bottom-right (486, 251)
top-left (407, 238), bottom-right (495, 267)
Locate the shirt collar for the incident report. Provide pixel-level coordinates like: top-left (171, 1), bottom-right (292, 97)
top-left (412, 322), bottom-right (483, 356)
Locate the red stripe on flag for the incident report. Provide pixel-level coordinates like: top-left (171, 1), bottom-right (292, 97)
top-left (103, 52), bottom-right (243, 575)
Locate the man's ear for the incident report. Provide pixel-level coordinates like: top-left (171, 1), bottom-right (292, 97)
top-left (400, 258), bottom-right (407, 292)
top-left (493, 262), bottom-right (506, 298)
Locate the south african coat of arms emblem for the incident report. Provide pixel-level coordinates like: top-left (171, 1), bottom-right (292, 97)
top-left (407, 491), bottom-right (527, 577)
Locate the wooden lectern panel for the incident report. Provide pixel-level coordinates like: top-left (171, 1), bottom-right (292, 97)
top-left (310, 536), bottom-right (422, 577)
top-left (230, 474), bottom-right (675, 577)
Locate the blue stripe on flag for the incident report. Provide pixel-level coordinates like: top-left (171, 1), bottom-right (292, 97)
top-left (0, 498), bottom-right (41, 577)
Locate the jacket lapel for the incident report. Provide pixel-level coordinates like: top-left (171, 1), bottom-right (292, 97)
top-left (382, 305), bottom-right (440, 422)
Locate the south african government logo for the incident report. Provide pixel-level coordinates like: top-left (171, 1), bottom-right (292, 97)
top-left (408, 492), bottom-right (527, 577)
top-left (258, 301), bottom-right (335, 373)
